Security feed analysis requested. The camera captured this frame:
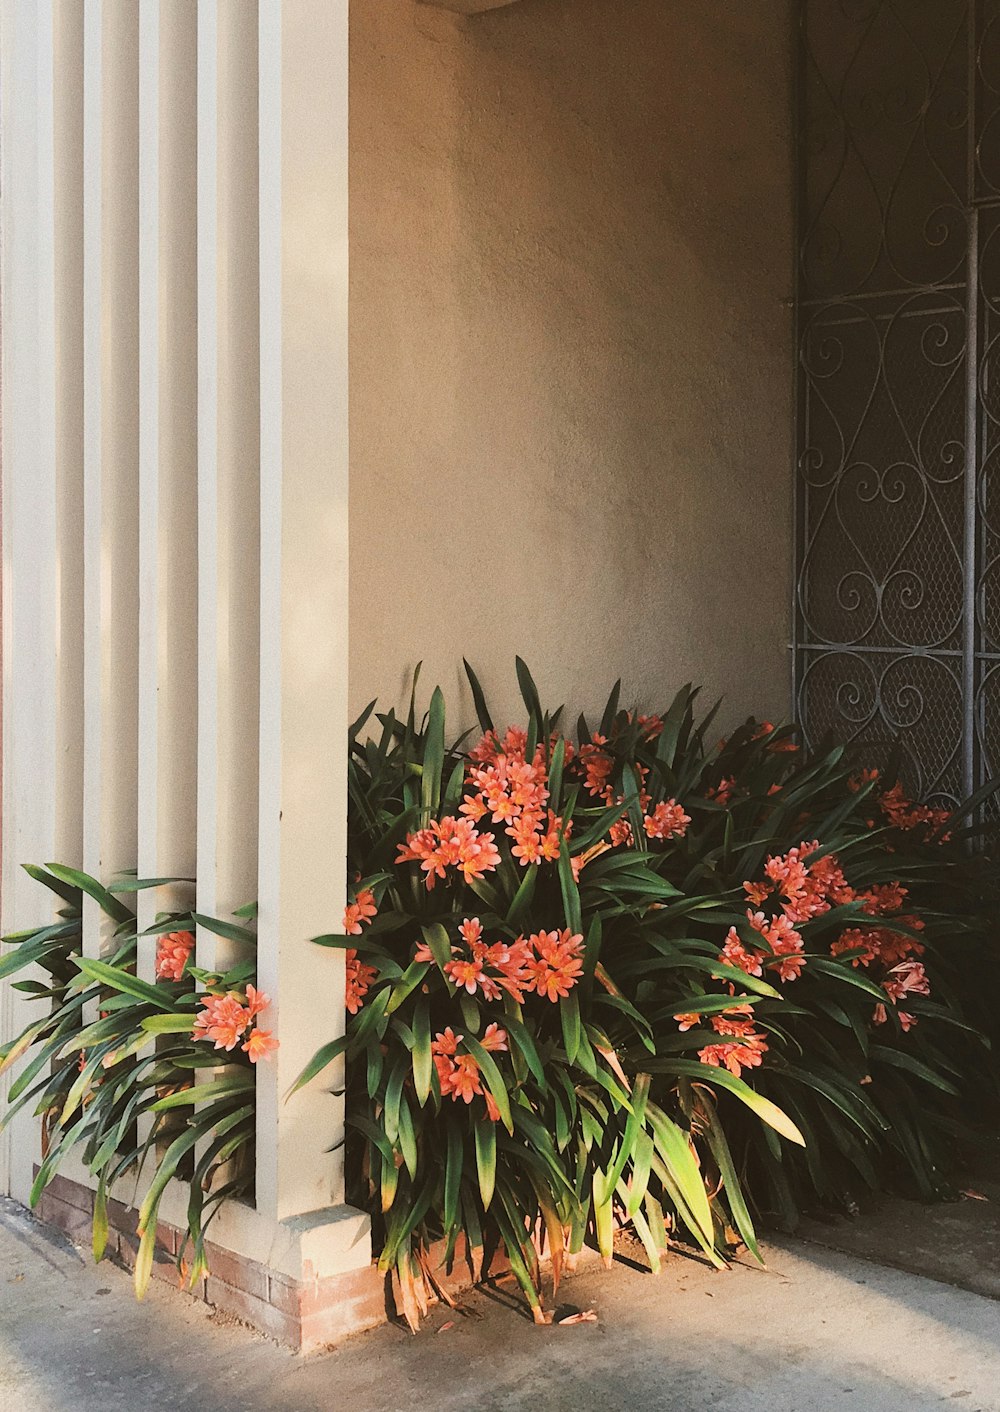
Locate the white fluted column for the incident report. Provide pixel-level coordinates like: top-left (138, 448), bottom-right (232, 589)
top-left (0, 0), bottom-right (58, 1203)
top-left (254, 0), bottom-right (355, 1230)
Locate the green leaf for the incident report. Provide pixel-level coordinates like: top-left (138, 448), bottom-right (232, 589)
top-left (420, 923), bottom-right (453, 977)
top-left (44, 864), bottom-right (134, 925)
top-left (558, 837), bottom-right (582, 937)
top-left (421, 687), bottom-right (446, 820)
top-left (444, 1123), bottom-right (463, 1231)
top-left (463, 660), bottom-right (494, 735)
top-left (385, 960), bottom-right (430, 1016)
top-left (697, 1091), bottom-right (761, 1262)
top-left (646, 1100), bottom-right (715, 1250)
top-left (73, 957), bottom-right (175, 1012)
top-left (287, 1034), bottom-right (348, 1095)
top-left (412, 998), bottom-right (432, 1105)
top-left (92, 1178), bottom-right (109, 1264)
top-left (475, 1118), bottom-right (497, 1209)
top-left (664, 1059), bottom-right (806, 1145)
top-left (22, 863), bottom-right (82, 909)
top-left (191, 913), bottom-right (255, 946)
top-left (149, 1073), bottom-right (255, 1111)
top-left (560, 989), bottom-right (582, 1066)
top-left (515, 657), bottom-right (543, 727)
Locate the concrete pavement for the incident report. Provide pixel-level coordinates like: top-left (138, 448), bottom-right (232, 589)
top-left (1, 1195), bottom-right (998, 1412)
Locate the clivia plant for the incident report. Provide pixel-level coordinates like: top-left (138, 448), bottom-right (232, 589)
top-left (0, 662), bottom-right (992, 1331)
top-left (0, 865), bottom-right (276, 1295)
top-left (297, 662), bottom-right (995, 1328)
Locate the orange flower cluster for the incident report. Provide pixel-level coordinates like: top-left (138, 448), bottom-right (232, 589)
top-left (432, 1023), bottom-right (507, 1118)
top-left (576, 730), bottom-right (689, 850)
top-left (155, 929), bottom-right (195, 982)
top-left (344, 888), bottom-right (377, 935)
top-left (879, 781), bottom-right (951, 837)
top-left (688, 1004), bottom-right (769, 1077)
top-left (707, 776), bottom-right (736, 806)
top-left (192, 985), bottom-right (278, 1062)
top-left (643, 799), bottom-right (691, 841)
top-left (738, 839), bottom-right (929, 1030)
top-left (828, 880), bottom-right (928, 1029)
top-left (421, 918), bottom-right (585, 1006)
top-left (346, 949), bottom-right (377, 1015)
top-left (579, 734), bottom-right (616, 800)
top-left (397, 815), bottom-right (502, 890)
top-left (721, 909), bottom-right (806, 983)
top-left (462, 730), bottom-right (568, 867)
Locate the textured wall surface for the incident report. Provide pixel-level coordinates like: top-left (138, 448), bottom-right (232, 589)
top-left (350, 0), bottom-right (794, 731)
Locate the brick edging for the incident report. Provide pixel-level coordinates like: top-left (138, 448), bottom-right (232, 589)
top-left (31, 1168), bottom-right (507, 1350)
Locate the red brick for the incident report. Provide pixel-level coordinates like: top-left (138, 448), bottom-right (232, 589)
top-left (36, 1191), bottom-right (94, 1249)
top-left (204, 1277), bottom-right (299, 1346)
top-left (106, 1197), bottom-right (137, 1237)
top-left (37, 1171), bottom-right (94, 1215)
top-left (265, 1269), bottom-right (302, 1318)
top-left (297, 1262), bottom-right (385, 1320)
top-left (300, 1284), bottom-right (387, 1353)
top-left (202, 1240), bottom-right (269, 1301)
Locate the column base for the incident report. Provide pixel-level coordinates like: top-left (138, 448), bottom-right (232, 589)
top-left (31, 1170), bottom-right (509, 1351)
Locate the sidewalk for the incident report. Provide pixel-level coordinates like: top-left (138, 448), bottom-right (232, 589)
top-left (1, 1195), bottom-right (998, 1412)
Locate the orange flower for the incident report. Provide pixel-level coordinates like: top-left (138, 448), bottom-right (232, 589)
top-left (448, 1055), bottom-right (484, 1103)
top-left (643, 799), bottom-right (691, 841)
top-left (396, 817), bottom-right (501, 890)
top-left (242, 1028), bottom-right (279, 1063)
top-left (459, 918), bottom-right (483, 947)
top-left (192, 993), bottom-right (251, 1051)
top-left (538, 812), bottom-right (566, 862)
top-left (707, 777), bottom-right (736, 806)
top-left (579, 736), bottom-right (614, 798)
top-left (245, 984), bottom-right (270, 1020)
top-left (431, 1029), bottom-right (485, 1105)
top-left (743, 880), bottom-right (772, 907)
top-left (444, 955), bottom-right (501, 1001)
top-left (719, 927), bottom-right (764, 978)
top-left (882, 959), bottom-right (930, 1004)
top-left (481, 1023), bottom-right (508, 1052)
top-left (699, 1016), bottom-right (768, 1076)
top-left (674, 1013), bottom-right (701, 1031)
top-left (861, 882), bottom-right (908, 917)
top-left (525, 929), bottom-right (584, 1002)
top-left (848, 767), bottom-right (880, 793)
top-left (155, 929), bottom-right (195, 982)
top-left (343, 888), bottom-right (377, 936)
top-left (345, 949), bottom-right (377, 1015)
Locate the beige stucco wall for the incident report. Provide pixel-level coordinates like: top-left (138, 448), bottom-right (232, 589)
top-left (349, 0), bottom-right (794, 731)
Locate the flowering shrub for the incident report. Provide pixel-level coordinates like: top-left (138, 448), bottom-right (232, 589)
top-left (299, 663), bottom-right (995, 1327)
top-left (559, 684), bottom-right (996, 1220)
top-left (0, 865), bottom-right (275, 1295)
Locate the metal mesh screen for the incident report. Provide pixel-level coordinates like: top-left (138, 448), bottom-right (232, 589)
top-left (795, 0), bottom-right (998, 807)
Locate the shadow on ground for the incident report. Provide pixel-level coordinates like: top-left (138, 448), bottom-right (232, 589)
top-left (3, 1195), bottom-right (1000, 1411)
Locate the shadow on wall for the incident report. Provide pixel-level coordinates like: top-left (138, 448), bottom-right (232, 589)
top-left (349, 0), bottom-right (794, 731)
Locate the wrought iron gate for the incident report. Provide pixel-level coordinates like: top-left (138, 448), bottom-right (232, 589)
top-left (794, 0), bottom-right (1000, 807)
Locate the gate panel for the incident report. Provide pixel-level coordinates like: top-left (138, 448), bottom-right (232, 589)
top-left (795, 0), bottom-right (999, 805)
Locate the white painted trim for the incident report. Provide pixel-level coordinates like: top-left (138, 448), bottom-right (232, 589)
top-left (136, 0), bottom-right (160, 988)
top-left (255, 0), bottom-right (283, 1221)
top-left (0, 0), bottom-right (58, 1200)
top-left (195, 0), bottom-right (219, 967)
top-left (80, 0), bottom-right (102, 963)
top-left (255, 0), bottom-right (354, 1227)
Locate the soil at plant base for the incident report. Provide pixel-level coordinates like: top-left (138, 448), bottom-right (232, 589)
top-left (3, 1195), bottom-right (1000, 1412)
top-left (794, 1134), bottom-right (1000, 1302)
